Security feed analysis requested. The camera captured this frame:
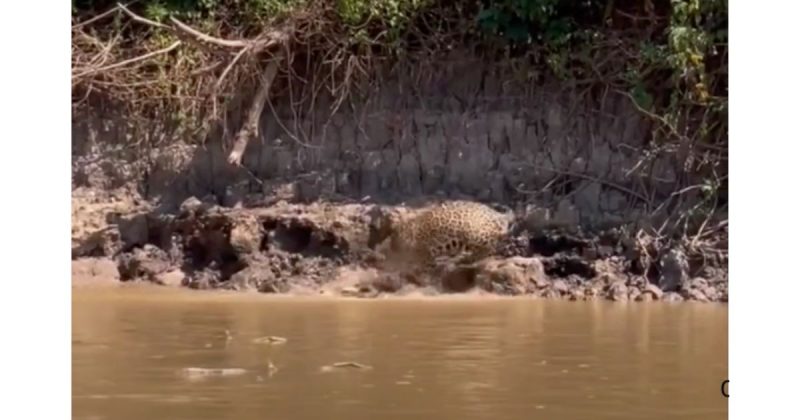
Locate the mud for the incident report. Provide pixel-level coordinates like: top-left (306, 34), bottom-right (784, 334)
top-left (71, 190), bottom-right (728, 303)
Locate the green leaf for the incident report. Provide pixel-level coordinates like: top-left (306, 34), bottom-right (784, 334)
top-left (631, 84), bottom-right (654, 110)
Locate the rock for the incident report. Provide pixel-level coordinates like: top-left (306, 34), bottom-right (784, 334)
top-left (628, 288), bottom-right (641, 301)
top-left (531, 273), bottom-right (550, 289)
top-left (117, 213), bottom-right (149, 250)
top-left (642, 283), bottom-right (664, 300)
top-left (72, 226), bottom-right (123, 258)
top-left (179, 196), bottom-right (204, 215)
top-left (473, 257), bottom-right (546, 295)
top-left (682, 288), bottom-right (709, 302)
top-left (703, 286), bottom-right (719, 301)
top-left (628, 276), bottom-right (647, 289)
top-left (569, 289), bottom-right (585, 301)
top-left (636, 292), bottom-right (653, 302)
top-left (552, 279), bottom-right (569, 294)
top-left (229, 216), bottom-right (262, 254)
top-left (369, 273), bottom-right (408, 293)
top-left (662, 292), bottom-right (684, 302)
top-left (607, 281), bottom-right (628, 301)
top-left (116, 244), bottom-right (171, 282)
top-left (659, 248), bottom-right (689, 292)
top-left (688, 277), bottom-right (708, 290)
top-left (186, 269), bottom-right (220, 290)
top-left (225, 258), bottom-right (291, 292)
top-left (540, 288), bottom-right (561, 299)
top-left (585, 286), bottom-right (601, 298)
top-left (153, 269), bottom-right (186, 287)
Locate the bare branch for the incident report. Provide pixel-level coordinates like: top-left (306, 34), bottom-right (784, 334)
top-left (73, 1), bottom-right (139, 30)
top-left (169, 17), bottom-right (250, 49)
top-left (216, 46), bottom-right (251, 91)
top-left (117, 2), bottom-right (169, 30)
top-left (228, 52), bottom-right (284, 166)
top-left (115, 3), bottom-right (286, 53)
top-left (73, 40), bottom-right (182, 80)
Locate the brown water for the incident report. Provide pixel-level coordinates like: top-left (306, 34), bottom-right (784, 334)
top-left (72, 285), bottom-right (728, 420)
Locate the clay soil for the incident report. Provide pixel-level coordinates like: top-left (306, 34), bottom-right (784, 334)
top-left (71, 185), bottom-right (728, 303)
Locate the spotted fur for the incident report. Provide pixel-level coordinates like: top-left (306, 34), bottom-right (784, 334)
top-left (371, 200), bottom-right (514, 267)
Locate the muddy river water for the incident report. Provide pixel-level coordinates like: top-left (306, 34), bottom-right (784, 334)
top-left (72, 285), bottom-right (728, 419)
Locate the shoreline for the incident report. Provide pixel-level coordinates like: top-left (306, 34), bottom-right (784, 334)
top-left (72, 190), bottom-right (728, 304)
top-left (71, 281), bottom-right (729, 308)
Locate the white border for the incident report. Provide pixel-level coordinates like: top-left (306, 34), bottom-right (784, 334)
top-left (0, 1), bottom-right (796, 418)
top-left (0, 1), bottom-right (71, 418)
top-left (730, 0), bottom-right (800, 417)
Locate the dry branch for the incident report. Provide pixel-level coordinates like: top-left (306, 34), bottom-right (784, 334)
top-left (117, 3), bottom-right (169, 29)
top-left (73, 1), bottom-right (139, 29)
top-left (168, 16), bottom-right (251, 49)
top-left (75, 3), bottom-right (294, 166)
top-left (117, 3), bottom-right (285, 53)
top-left (228, 51), bottom-right (284, 166)
top-left (73, 40), bottom-right (182, 80)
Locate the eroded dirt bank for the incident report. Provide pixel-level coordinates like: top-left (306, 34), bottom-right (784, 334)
top-left (72, 187), bottom-right (727, 303)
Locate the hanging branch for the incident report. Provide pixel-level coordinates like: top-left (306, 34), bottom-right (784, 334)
top-left (227, 50), bottom-right (284, 166)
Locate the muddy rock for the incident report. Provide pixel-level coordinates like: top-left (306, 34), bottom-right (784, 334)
top-left (703, 286), bottom-right (720, 301)
top-left (662, 292), bottom-right (685, 303)
top-left (473, 257), bottom-right (546, 295)
top-left (659, 248), bottom-right (689, 292)
top-left (72, 186), bottom-right (149, 258)
top-left (229, 215), bottom-right (262, 255)
top-left (607, 281), bottom-right (628, 301)
top-left (585, 285), bottom-right (602, 299)
top-left (681, 287), bottom-right (710, 303)
top-left (226, 260), bottom-right (279, 291)
top-left (549, 279), bottom-right (567, 294)
top-left (569, 288), bottom-right (586, 301)
top-left (153, 269), bottom-right (187, 287)
top-left (179, 196), bottom-right (218, 217)
top-left (72, 226), bottom-right (123, 258)
top-left (642, 283), bottom-right (664, 300)
top-left (116, 244), bottom-right (173, 282)
top-left (540, 288), bottom-right (562, 299)
top-left (628, 288), bottom-right (641, 301)
top-left (185, 268), bottom-right (221, 290)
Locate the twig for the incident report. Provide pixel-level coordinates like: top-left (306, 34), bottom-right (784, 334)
top-left (189, 61), bottom-right (222, 76)
top-left (169, 16), bottom-right (250, 49)
top-left (72, 41), bottom-right (182, 79)
top-left (117, 2), bottom-right (169, 30)
top-left (521, 163), bottom-right (652, 206)
top-left (72, 1), bottom-right (139, 30)
top-left (216, 46), bottom-right (251, 91)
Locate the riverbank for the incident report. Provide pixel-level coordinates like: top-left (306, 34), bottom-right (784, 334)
top-left (71, 186), bottom-right (727, 303)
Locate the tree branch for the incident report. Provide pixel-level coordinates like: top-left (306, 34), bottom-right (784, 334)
top-left (228, 52), bottom-right (284, 166)
top-left (72, 40), bottom-right (182, 80)
top-left (168, 17), bottom-right (251, 49)
top-left (73, 1), bottom-right (139, 30)
top-left (117, 2), bottom-right (169, 30)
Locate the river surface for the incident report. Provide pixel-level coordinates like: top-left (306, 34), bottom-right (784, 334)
top-left (72, 285), bottom-right (728, 419)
